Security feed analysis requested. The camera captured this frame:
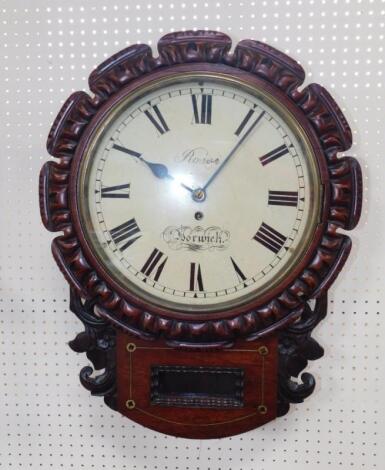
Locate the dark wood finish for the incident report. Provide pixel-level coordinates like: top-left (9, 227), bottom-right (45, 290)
top-left (40, 30), bottom-right (362, 437)
top-left (68, 289), bottom-right (327, 437)
top-left (116, 332), bottom-right (278, 439)
top-left (67, 290), bottom-right (117, 410)
top-left (40, 30), bottom-right (362, 343)
top-left (67, 62), bottom-right (330, 327)
top-left (277, 293), bottom-right (327, 416)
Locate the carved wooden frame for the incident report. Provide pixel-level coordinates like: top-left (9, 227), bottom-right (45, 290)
top-left (67, 288), bottom-right (328, 423)
top-left (40, 30), bottom-right (362, 345)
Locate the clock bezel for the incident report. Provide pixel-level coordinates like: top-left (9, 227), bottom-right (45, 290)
top-left (40, 31), bottom-right (362, 342)
top-left (72, 66), bottom-right (326, 317)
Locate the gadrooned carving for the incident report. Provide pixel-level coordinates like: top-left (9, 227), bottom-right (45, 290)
top-left (68, 289), bottom-right (327, 416)
top-left (40, 30), bottom-right (362, 344)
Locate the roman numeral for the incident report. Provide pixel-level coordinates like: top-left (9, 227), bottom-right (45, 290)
top-left (109, 218), bottom-right (141, 251)
top-left (259, 144), bottom-right (289, 166)
top-left (112, 144), bottom-right (141, 158)
top-left (192, 94), bottom-right (212, 124)
top-left (268, 190), bottom-right (298, 207)
top-left (189, 263), bottom-right (204, 292)
top-left (230, 257), bottom-right (247, 282)
top-left (144, 104), bottom-right (169, 135)
top-left (253, 222), bottom-right (287, 254)
top-left (141, 248), bottom-right (168, 282)
top-left (101, 183), bottom-right (130, 199)
top-left (234, 109), bottom-right (255, 136)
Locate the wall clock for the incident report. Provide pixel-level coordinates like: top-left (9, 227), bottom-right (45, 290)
top-left (40, 30), bottom-right (362, 438)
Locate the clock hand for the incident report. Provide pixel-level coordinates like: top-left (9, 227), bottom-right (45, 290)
top-left (202, 110), bottom-right (265, 191)
top-left (112, 144), bottom-right (194, 193)
top-left (142, 161), bottom-right (195, 194)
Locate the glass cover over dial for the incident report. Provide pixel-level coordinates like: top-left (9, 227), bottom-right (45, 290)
top-left (78, 74), bottom-right (321, 313)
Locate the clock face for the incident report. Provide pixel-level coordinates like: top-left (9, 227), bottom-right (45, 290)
top-left (77, 73), bottom-right (321, 313)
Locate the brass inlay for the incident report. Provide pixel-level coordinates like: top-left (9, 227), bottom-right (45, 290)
top-left (258, 345), bottom-right (269, 356)
top-left (257, 405), bottom-right (268, 415)
top-left (126, 342), bottom-right (137, 352)
top-left (129, 347), bottom-right (133, 399)
top-left (135, 406), bottom-right (259, 427)
top-left (126, 399), bottom-right (136, 410)
top-left (136, 346), bottom-right (263, 352)
top-left (124, 342), bottom-right (271, 425)
top-left (258, 348), bottom-right (267, 412)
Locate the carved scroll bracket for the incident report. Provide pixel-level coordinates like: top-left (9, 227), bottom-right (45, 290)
top-left (277, 293), bottom-right (327, 416)
top-left (69, 286), bottom-right (327, 417)
top-left (68, 289), bottom-right (117, 410)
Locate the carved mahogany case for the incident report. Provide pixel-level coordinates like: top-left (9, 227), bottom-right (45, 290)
top-left (40, 30), bottom-right (362, 438)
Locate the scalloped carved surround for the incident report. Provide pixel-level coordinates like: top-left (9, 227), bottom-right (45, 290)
top-left (39, 30), bottom-right (362, 437)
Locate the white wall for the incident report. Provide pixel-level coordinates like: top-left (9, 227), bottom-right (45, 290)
top-left (0, 0), bottom-right (383, 468)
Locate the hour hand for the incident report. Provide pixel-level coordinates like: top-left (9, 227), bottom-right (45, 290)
top-left (146, 162), bottom-right (195, 194)
top-left (142, 159), bottom-right (170, 180)
top-left (112, 144), bottom-right (194, 193)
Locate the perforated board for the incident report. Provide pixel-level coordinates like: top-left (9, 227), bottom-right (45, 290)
top-left (0, 0), bottom-right (384, 468)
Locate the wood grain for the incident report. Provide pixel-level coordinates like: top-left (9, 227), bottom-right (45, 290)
top-left (116, 332), bottom-right (278, 439)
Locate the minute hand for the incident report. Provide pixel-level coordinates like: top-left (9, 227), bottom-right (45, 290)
top-left (203, 110), bottom-right (265, 191)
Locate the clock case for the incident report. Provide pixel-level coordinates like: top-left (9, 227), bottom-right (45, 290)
top-left (40, 30), bottom-right (362, 438)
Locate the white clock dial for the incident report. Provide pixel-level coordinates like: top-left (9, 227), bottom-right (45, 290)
top-left (78, 74), bottom-right (321, 312)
